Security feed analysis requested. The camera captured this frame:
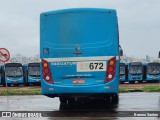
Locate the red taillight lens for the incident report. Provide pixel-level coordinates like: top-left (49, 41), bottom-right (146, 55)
top-left (42, 59), bottom-right (54, 84)
top-left (105, 56), bottom-right (116, 82)
top-left (44, 68), bottom-right (49, 74)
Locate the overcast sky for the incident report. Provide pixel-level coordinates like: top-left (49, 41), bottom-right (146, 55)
top-left (0, 0), bottom-right (160, 58)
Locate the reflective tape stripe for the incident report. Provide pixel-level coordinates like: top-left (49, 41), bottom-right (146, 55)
top-left (43, 56), bottom-right (119, 62)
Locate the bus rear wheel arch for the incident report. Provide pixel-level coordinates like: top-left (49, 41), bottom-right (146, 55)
top-left (59, 97), bottom-right (68, 104)
top-left (111, 93), bottom-right (119, 104)
top-left (59, 97), bottom-right (76, 104)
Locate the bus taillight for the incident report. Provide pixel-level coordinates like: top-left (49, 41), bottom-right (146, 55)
top-left (105, 56), bottom-right (116, 82)
top-left (42, 59), bottom-right (54, 84)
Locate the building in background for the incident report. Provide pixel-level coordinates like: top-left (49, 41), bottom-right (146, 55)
top-left (121, 55), bottom-right (159, 63)
top-left (2, 54), bottom-right (160, 64)
top-left (5, 54), bottom-right (40, 64)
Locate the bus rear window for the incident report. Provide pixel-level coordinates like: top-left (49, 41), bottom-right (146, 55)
top-left (45, 12), bottom-right (115, 45)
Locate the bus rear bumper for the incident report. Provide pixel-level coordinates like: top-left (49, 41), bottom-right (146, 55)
top-left (41, 80), bottom-right (118, 97)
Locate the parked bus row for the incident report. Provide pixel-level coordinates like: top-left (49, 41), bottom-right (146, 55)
top-left (0, 63), bottom-right (40, 86)
top-left (120, 62), bottom-right (160, 83)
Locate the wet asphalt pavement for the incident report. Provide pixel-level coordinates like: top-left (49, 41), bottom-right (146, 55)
top-left (0, 92), bottom-right (160, 120)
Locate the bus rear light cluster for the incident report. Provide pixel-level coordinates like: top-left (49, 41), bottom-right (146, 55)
top-left (105, 56), bottom-right (116, 82)
top-left (42, 59), bottom-right (54, 84)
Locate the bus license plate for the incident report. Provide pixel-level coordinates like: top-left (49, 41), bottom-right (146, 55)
top-left (73, 79), bottom-right (85, 84)
top-left (13, 80), bottom-right (17, 82)
top-left (77, 61), bottom-right (106, 72)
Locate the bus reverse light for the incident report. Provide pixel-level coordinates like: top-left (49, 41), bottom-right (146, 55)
top-left (108, 74), bottom-right (113, 79)
top-left (45, 76), bottom-right (50, 81)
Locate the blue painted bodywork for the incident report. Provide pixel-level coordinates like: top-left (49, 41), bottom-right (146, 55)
top-left (40, 8), bottom-right (120, 97)
top-left (146, 74), bottom-right (160, 81)
top-left (119, 75), bottom-right (126, 82)
top-left (28, 76), bottom-right (41, 83)
top-left (6, 76), bottom-right (24, 84)
top-left (128, 74), bottom-right (142, 81)
top-left (41, 61), bottom-right (119, 95)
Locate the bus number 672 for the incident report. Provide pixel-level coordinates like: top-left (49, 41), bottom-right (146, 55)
top-left (89, 63), bottom-right (104, 70)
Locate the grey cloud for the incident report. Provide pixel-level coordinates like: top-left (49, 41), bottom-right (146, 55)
top-left (0, 0), bottom-right (160, 57)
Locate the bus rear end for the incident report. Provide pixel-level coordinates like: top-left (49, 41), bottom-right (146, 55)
top-left (40, 8), bottom-right (120, 103)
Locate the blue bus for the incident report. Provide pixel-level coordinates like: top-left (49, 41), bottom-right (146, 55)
top-left (3, 63), bottom-right (25, 86)
top-left (128, 62), bottom-right (143, 83)
top-left (119, 63), bottom-right (128, 83)
top-left (0, 66), bottom-right (2, 85)
top-left (40, 8), bottom-right (121, 104)
top-left (0, 66), bottom-right (5, 86)
top-left (144, 62), bottom-right (160, 82)
top-left (24, 63), bottom-right (41, 85)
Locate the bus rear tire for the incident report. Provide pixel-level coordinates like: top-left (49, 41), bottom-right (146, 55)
top-left (68, 97), bottom-right (75, 104)
top-left (59, 97), bottom-right (67, 104)
top-left (112, 93), bottom-right (119, 104)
